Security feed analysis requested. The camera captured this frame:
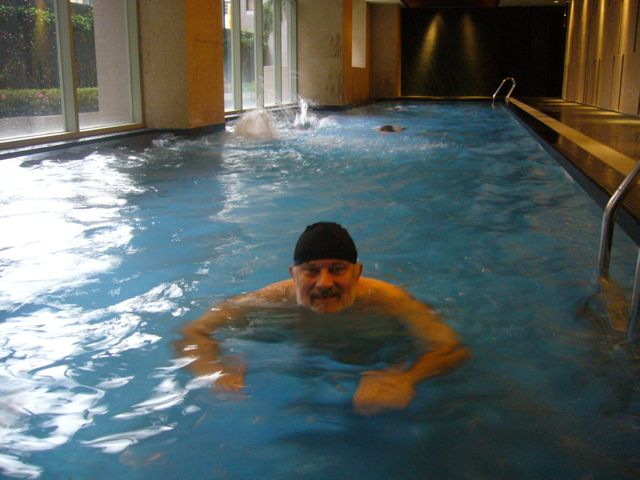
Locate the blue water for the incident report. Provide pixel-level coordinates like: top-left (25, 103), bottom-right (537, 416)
top-left (1, 102), bottom-right (639, 479)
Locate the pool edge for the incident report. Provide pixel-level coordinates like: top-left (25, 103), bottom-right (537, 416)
top-left (507, 98), bottom-right (640, 246)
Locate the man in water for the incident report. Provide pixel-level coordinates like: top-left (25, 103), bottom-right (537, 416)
top-left (176, 222), bottom-right (469, 415)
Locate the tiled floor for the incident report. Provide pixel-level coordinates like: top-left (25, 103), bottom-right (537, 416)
top-left (510, 97), bottom-right (640, 234)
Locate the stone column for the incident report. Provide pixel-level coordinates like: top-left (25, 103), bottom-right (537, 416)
top-left (138, 0), bottom-right (225, 129)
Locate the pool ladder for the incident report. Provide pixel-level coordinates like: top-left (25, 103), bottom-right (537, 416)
top-left (492, 77), bottom-right (516, 105)
top-left (598, 161), bottom-right (640, 341)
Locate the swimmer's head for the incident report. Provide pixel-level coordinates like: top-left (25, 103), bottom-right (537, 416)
top-left (293, 222), bottom-right (357, 265)
top-left (290, 222), bottom-right (362, 313)
top-left (377, 125), bottom-right (405, 133)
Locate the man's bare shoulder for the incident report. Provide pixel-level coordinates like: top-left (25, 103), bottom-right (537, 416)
top-left (259, 279), bottom-right (295, 298)
top-left (233, 279), bottom-right (296, 306)
top-left (356, 276), bottom-right (413, 302)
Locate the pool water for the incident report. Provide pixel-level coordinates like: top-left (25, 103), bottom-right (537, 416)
top-left (1, 102), bottom-right (639, 479)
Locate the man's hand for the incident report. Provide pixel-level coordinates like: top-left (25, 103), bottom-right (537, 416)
top-left (214, 365), bottom-right (246, 392)
top-left (353, 370), bottom-right (415, 415)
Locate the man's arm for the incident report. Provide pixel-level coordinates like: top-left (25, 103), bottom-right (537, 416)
top-left (388, 287), bottom-right (469, 382)
top-left (175, 280), bottom-right (292, 390)
top-left (353, 278), bottom-right (469, 414)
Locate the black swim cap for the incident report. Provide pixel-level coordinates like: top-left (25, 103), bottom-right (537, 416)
top-left (293, 222), bottom-right (358, 265)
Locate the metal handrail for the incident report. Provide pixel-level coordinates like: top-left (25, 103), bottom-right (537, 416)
top-left (492, 77), bottom-right (516, 105)
top-left (598, 162), bottom-right (640, 276)
top-left (626, 251), bottom-right (640, 341)
top-left (597, 160), bottom-right (640, 341)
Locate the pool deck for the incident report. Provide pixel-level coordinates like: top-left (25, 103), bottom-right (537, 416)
top-left (509, 97), bottom-right (640, 239)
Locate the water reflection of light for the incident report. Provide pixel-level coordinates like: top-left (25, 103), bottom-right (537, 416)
top-left (0, 279), bottom-right (185, 475)
top-left (0, 153), bottom-right (164, 477)
top-left (0, 154), bottom-right (142, 311)
top-left (80, 425), bottom-right (176, 454)
top-left (0, 453), bottom-right (41, 479)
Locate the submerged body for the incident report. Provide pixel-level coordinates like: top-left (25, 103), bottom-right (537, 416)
top-left (178, 272), bottom-right (468, 415)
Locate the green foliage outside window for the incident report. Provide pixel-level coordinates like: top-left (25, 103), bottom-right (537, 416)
top-left (238, 0), bottom-right (273, 54)
top-left (240, 29), bottom-right (254, 49)
top-left (262, 0), bottom-right (273, 52)
top-left (0, 88), bottom-right (98, 118)
top-left (0, 3), bottom-right (97, 90)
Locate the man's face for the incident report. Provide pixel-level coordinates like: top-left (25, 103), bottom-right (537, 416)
top-left (289, 259), bottom-right (363, 313)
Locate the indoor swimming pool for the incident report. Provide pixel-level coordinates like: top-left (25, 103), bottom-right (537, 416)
top-left (0, 101), bottom-right (639, 479)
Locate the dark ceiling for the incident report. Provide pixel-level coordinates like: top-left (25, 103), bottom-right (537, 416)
top-left (400, 0), bottom-right (564, 7)
top-left (401, 0), bottom-right (499, 6)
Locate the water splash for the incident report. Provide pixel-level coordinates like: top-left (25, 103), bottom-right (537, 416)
top-left (293, 98), bottom-right (319, 130)
top-left (231, 109), bottom-right (279, 140)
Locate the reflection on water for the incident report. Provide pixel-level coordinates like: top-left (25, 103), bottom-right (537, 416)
top-left (0, 151), bottom-right (183, 477)
top-left (0, 280), bottom-right (184, 476)
top-left (0, 102), bottom-right (639, 479)
top-left (0, 154), bottom-right (140, 310)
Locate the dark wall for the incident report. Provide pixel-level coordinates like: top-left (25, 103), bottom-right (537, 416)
top-left (401, 7), bottom-right (566, 97)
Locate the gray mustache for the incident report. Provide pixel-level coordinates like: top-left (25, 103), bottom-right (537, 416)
top-left (313, 288), bottom-right (339, 298)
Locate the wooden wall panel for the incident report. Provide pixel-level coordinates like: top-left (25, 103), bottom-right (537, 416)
top-left (370, 4), bottom-right (401, 99)
top-left (564, 0), bottom-right (640, 116)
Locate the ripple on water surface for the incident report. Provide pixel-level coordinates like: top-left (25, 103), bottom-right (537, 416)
top-left (0, 102), bottom-right (639, 479)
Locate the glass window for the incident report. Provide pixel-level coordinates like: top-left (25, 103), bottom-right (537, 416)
top-left (262, 0), bottom-right (275, 107)
top-left (0, 0), bottom-right (65, 141)
top-left (0, 0), bottom-right (141, 146)
top-left (225, 0), bottom-right (295, 113)
top-left (281, 0), bottom-right (291, 104)
top-left (75, 0), bottom-right (135, 130)
top-left (224, 0), bottom-right (233, 110)
top-left (241, 0), bottom-right (256, 109)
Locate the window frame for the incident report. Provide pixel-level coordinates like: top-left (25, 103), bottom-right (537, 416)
top-left (0, 0), bottom-right (143, 150)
